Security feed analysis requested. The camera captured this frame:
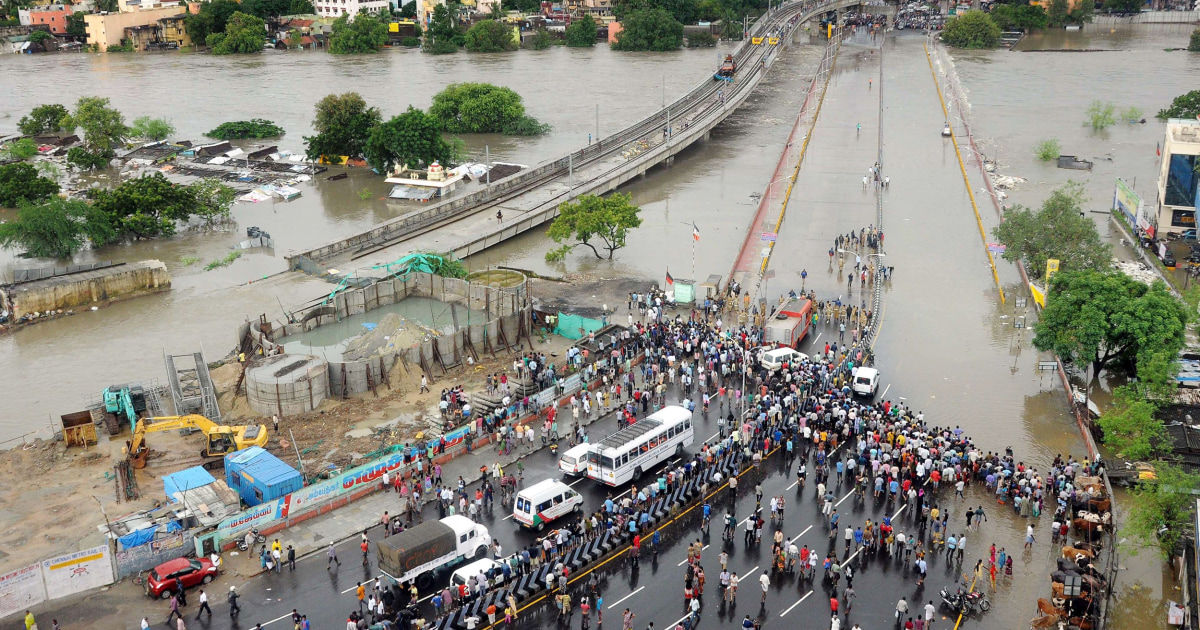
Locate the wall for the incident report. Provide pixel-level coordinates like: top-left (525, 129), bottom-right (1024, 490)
top-left (84, 7), bottom-right (185, 50)
top-left (3, 260), bottom-right (170, 318)
top-left (113, 531), bottom-right (194, 579)
top-left (258, 272), bottom-right (529, 397)
top-left (19, 5), bottom-right (73, 34)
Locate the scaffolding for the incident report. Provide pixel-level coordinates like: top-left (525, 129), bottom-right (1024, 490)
top-left (164, 350), bottom-right (222, 423)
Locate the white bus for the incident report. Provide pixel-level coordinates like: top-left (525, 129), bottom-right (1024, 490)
top-left (586, 405), bottom-right (694, 486)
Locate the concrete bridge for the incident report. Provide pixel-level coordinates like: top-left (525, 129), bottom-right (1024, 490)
top-left (286, 0), bottom-right (865, 271)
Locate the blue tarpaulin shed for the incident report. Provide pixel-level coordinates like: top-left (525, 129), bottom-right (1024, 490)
top-left (163, 466), bottom-right (217, 502)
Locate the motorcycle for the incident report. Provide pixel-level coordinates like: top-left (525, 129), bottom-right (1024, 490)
top-left (940, 587), bottom-right (990, 615)
top-left (549, 442), bottom-right (559, 456)
top-left (237, 529), bottom-right (266, 552)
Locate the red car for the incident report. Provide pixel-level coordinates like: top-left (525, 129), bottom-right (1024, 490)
top-left (146, 557), bottom-right (217, 599)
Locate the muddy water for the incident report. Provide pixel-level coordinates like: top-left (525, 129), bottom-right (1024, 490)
top-left (945, 23), bottom-right (1200, 630)
top-left (0, 45), bottom-right (735, 441)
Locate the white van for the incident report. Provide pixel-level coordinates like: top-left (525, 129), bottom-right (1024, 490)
top-left (760, 347), bottom-right (807, 371)
top-left (513, 479), bottom-right (583, 531)
top-left (851, 366), bottom-right (880, 397)
top-left (559, 444), bottom-right (592, 476)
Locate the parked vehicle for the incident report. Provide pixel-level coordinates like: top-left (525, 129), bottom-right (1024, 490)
top-left (763, 299), bottom-right (813, 348)
top-left (559, 444), bottom-right (592, 476)
top-left (145, 557), bottom-right (217, 599)
top-left (939, 586), bottom-right (990, 615)
top-left (236, 528), bottom-right (265, 552)
top-left (586, 406), bottom-right (694, 486)
top-left (513, 479), bottom-right (583, 531)
top-left (376, 515), bottom-right (492, 590)
top-left (851, 367), bottom-right (880, 397)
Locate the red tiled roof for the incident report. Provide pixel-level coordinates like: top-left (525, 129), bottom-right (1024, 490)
top-left (288, 18), bottom-right (314, 27)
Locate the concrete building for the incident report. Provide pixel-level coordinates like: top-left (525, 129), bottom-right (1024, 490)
top-left (123, 13), bottom-right (191, 49)
top-left (83, 5), bottom-right (185, 50)
top-left (313, 0), bottom-right (389, 19)
top-left (117, 0), bottom-right (172, 12)
top-left (18, 4), bottom-right (74, 35)
top-left (1155, 118), bottom-right (1200, 236)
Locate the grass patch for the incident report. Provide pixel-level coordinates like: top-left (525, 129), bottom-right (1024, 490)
top-left (357, 188), bottom-right (373, 200)
top-left (180, 256), bottom-right (201, 266)
top-left (204, 251), bottom-right (241, 271)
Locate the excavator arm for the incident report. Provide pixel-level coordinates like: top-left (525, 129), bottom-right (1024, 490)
top-left (126, 415), bottom-right (216, 461)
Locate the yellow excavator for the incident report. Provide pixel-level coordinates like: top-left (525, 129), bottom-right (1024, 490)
top-left (124, 415), bottom-right (269, 469)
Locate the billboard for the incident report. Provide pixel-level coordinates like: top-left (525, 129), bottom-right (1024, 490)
top-left (0, 564), bottom-right (46, 620)
top-left (41, 545), bottom-right (114, 599)
top-left (1113, 178), bottom-right (1148, 233)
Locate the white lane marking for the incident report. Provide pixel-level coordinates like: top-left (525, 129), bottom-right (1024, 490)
top-left (789, 525), bottom-right (812, 544)
top-left (881, 383), bottom-right (891, 398)
top-left (261, 612), bottom-right (297, 626)
top-left (787, 481), bottom-right (797, 490)
top-left (568, 478), bottom-right (586, 487)
top-left (813, 333), bottom-right (822, 344)
top-left (780, 590), bottom-right (814, 617)
top-left (835, 489), bottom-right (854, 507)
top-left (741, 565), bottom-right (761, 581)
top-left (677, 545), bottom-right (711, 566)
top-left (607, 586), bottom-right (645, 609)
top-left (503, 514), bottom-right (514, 520)
top-left (341, 575), bottom-right (382, 594)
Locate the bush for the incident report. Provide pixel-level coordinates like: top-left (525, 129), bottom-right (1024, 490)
top-left (565, 14), bottom-right (597, 47)
top-left (66, 147), bottom-right (111, 170)
top-left (464, 19), bottom-right (517, 52)
top-left (1121, 106), bottom-right (1143, 122)
top-left (1085, 100), bottom-right (1117, 130)
top-left (328, 13), bottom-right (388, 53)
top-left (940, 10), bottom-right (1000, 49)
top-left (1190, 29), bottom-right (1200, 52)
top-left (527, 28), bottom-right (552, 49)
top-left (612, 8), bottom-right (683, 51)
top-left (401, 36), bottom-right (421, 47)
top-left (687, 31), bottom-right (716, 47)
top-left (430, 83), bottom-right (549, 135)
top-left (1, 138), bottom-right (38, 161)
top-left (209, 11), bottom-right (265, 55)
top-left (988, 4), bottom-right (1048, 30)
top-left (130, 116), bottom-right (175, 141)
top-left (1035, 139), bottom-right (1060, 161)
top-left (0, 163), bottom-right (60, 207)
top-left (205, 119), bottom-right (285, 139)
top-left (18, 104), bottom-right (70, 136)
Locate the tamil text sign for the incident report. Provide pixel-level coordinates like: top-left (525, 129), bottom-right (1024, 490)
top-left (0, 564), bottom-right (46, 620)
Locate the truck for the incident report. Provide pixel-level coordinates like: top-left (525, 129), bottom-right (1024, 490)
top-left (764, 298), bottom-right (813, 348)
top-left (376, 515), bottom-right (492, 590)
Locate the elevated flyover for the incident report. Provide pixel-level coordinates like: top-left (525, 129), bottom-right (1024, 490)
top-left (286, 0), bottom-right (863, 271)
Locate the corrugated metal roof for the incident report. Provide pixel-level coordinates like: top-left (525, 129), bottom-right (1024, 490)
top-left (163, 466), bottom-right (216, 500)
top-left (227, 446), bottom-right (300, 486)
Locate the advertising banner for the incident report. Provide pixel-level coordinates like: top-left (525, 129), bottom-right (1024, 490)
top-left (0, 564), bottom-right (45, 620)
top-left (41, 545), bottom-right (113, 599)
top-left (1113, 178), bottom-right (1145, 231)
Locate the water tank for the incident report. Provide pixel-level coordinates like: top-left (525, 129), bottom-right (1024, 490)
top-left (244, 354), bottom-right (329, 416)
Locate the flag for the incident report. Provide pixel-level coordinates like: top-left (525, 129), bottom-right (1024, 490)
top-left (1157, 142), bottom-right (1161, 157)
top-left (692, 223), bottom-right (700, 242)
top-left (665, 270), bottom-right (674, 286)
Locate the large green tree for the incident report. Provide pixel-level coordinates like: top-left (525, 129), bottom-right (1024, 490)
top-left (184, 0), bottom-right (240, 44)
top-left (940, 10), bottom-right (1000, 49)
top-left (364, 107), bottom-right (459, 174)
top-left (1098, 384), bottom-right (1170, 461)
top-left (208, 11), bottom-right (266, 55)
top-left (430, 83), bottom-right (548, 135)
top-left (987, 4), bottom-right (1047, 30)
top-left (0, 197), bottom-right (95, 258)
top-left (89, 173), bottom-right (198, 241)
top-left (303, 92), bottom-right (382, 161)
top-left (190, 178), bottom-right (237, 225)
top-left (423, 3), bottom-right (459, 54)
top-left (0, 163), bottom-right (60, 207)
top-left (1123, 463), bottom-right (1200, 559)
top-left (545, 193), bottom-right (644, 262)
top-left (565, 14), bottom-right (597, 47)
top-left (1102, 0), bottom-right (1141, 13)
top-left (1034, 270), bottom-right (1189, 376)
top-left (18, 104), bottom-right (71, 136)
top-left (329, 14), bottom-right (388, 53)
top-left (612, 8), bottom-right (683, 51)
top-left (1156, 90), bottom-right (1200, 121)
top-left (464, 19), bottom-right (517, 52)
top-left (993, 182), bottom-right (1111, 279)
top-left (66, 96), bottom-right (127, 160)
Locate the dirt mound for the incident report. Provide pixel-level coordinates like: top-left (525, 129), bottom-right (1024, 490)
top-left (342, 313), bottom-right (432, 362)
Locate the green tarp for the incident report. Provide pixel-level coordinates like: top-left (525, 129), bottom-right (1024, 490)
top-left (673, 283), bottom-right (695, 305)
top-left (554, 312), bottom-right (605, 339)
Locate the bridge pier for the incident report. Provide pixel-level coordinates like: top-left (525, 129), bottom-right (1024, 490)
top-left (664, 155), bottom-right (675, 167)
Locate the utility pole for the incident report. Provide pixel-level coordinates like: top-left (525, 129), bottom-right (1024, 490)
top-left (595, 104), bottom-right (599, 144)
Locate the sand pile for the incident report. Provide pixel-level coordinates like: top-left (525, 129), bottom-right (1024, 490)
top-left (342, 313), bottom-right (433, 362)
